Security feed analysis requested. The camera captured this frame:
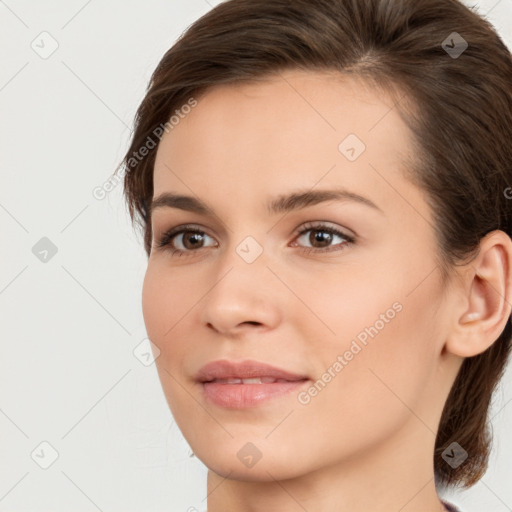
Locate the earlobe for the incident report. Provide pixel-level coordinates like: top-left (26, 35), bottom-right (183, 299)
top-left (447, 230), bottom-right (512, 358)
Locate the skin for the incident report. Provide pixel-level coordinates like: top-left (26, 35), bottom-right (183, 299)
top-left (142, 70), bottom-right (512, 512)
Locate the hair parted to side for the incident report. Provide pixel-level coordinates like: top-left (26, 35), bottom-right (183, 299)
top-left (119, 0), bottom-right (512, 490)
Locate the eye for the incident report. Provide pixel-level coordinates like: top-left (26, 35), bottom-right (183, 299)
top-left (291, 222), bottom-right (355, 254)
top-left (155, 224), bottom-right (217, 256)
top-left (154, 222), bottom-right (355, 257)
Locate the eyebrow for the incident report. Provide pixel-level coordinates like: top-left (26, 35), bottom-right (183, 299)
top-left (150, 188), bottom-right (383, 216)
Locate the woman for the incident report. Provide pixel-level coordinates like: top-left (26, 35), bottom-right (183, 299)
top-left (118, 0), bottom-right (512, 510)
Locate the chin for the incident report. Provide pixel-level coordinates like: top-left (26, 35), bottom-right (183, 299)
top-left (195, 442), bottom-right (312, 482)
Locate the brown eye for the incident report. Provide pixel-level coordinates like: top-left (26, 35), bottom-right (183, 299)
top-left (156, 225), bottom-right (217, 255)
top-left (292, 223), bottom-right (355, 254)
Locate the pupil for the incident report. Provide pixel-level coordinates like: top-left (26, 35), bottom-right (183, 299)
top-left (186, 233), bottom-right (202, 249)
top-left (312, 230), bottom-right (331, 247)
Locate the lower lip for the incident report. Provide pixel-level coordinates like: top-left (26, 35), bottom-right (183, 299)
top-left (201, 380), bottom-right (309, 408)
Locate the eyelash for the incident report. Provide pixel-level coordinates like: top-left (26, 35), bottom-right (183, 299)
top-left (155, 222), bottom-right (355, 257)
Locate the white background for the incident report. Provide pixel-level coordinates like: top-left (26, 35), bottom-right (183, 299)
top-left (0, 1), bottom-right (511, 511)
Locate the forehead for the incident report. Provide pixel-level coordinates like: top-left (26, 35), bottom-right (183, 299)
top-left (152, 70), bottom-right (415, 207)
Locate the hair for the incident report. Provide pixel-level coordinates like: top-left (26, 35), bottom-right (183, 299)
top-left (119, 0), bottom-right (512, 490)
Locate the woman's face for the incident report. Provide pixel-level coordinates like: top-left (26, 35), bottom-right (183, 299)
top-left (143, 70), bottom-right (457, 481)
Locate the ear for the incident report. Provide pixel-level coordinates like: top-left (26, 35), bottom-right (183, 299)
top-left (445, 230), bottom-right (512, 358)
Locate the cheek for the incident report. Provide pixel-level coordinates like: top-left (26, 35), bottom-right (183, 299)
top-left (141, 262), bottom-right (208, 384)
top-left (142, 263), bottom-right (186, 342)
top-left (141, 266), bottom-right (165, 341)
top-left (308, 265), bottom-right (442, 425)
top-left (141, 265), bottom-right (195, 417)
top-left (293, 306), bottom-right (436, 470)
top-left (141, 264), bottom-right (186, 380)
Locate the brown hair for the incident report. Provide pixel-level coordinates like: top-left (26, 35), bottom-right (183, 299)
top-left (119, 0), bottom-right (512, 490)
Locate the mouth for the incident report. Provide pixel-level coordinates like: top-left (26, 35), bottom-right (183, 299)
top-left (196, 359), bottom-right (310, 408)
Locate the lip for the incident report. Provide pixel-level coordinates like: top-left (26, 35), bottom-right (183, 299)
top-left (196, 359), bottom-right (308, 382)
top-left (196, 359), bottom-right (310, 409)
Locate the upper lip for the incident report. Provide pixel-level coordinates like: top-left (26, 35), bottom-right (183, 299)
top-left (196, 359), bottom-right (309, 382)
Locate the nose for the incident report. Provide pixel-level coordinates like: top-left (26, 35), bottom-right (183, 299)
top-left (199, 251), bottom-right (282, 337)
